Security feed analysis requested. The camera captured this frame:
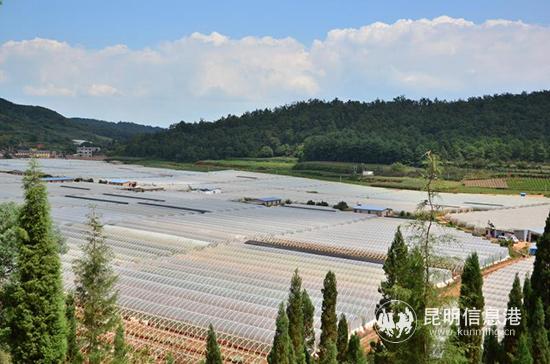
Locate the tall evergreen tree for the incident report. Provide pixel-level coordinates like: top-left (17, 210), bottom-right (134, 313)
top-left (66, 293), bottom-right (82, 364)
top-left (73, 210), bottom-right (119, 363)
top-left (531, 211), bottom-right (550, 330)
top-left (528, 298), bottom-right (550, 364)
top-left (347, 334), bottom-right (367, 364)
top-left (397, 247), bottom-right (429, 364)
top-left (287, 269), bottom-right (306, 364)
top-left (482, 326), bottom-right (500, 364)
top-left (502, 274), bottom-right (526, 364)
top-left (513, 335), bottom-right (533, 364)
top-left (319, 271), bottom-right (337, 362)
top-left (301, 289), bottom-right (315, 363)
top-left (112, 324), bottom-right (128, 364)
top-left (378, 228), bottom-right (409, 307)
top-left (205, 324), bottom-right (222, 364)
top-left (458, 253), bottom-right (484, 364)
top-left (268, 303), bottom-right (294, 364)
top-left (4, 160), bottom-right (67, 363)
top-left (319, 340), bottom-right (337, 364)
top-left (336, 314), bottom-right (348, 363)
top-left (522, 274), bottom-right (534, 328)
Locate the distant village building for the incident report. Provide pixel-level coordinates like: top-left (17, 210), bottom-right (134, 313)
top-left (14, 149), bottom-right (56, 159)
top-left (76, 146), bottom-right (101, 158)
top-left (362, 170), bottom-right (374, 176)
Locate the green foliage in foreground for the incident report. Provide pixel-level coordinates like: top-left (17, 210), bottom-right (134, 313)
top-left (0, 203), bottom-right (19, 284)
top-left (319, 271), bottom-right (338, 362)
top-left (287, 270), bottom-right (306, 364)
top-left (458, 253), bottom-right (484, 363)
top-left (268, 303), bottom-right (294, 364)
top-left (531, 211), bottom-right (550, 331)
top-left (72, 211), bottom-right (119, 363)
top-left (3, 160), bottom-right (67, 363)
top-left (205, 324), bottom-right (223, 364)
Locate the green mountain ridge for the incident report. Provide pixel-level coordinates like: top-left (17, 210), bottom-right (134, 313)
top-left (122, 91), bottom-right (550, 165)
top-left (0, 98), bottom-right (162, 151)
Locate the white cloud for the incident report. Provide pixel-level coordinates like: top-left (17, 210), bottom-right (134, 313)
top-left (23, 84), bottom-right (75, 97)
top-left (88, 83), bottom-right (120, 96)
top-left (0, 16), bottom-right (549, 125)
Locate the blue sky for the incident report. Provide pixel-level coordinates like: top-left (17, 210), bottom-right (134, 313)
top-left (1, 1), bottom-right (549, 126)
top-left (2, 0), bottom-right (549, 47)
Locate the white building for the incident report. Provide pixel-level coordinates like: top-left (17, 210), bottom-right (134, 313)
top-left (76, 146), bottom-right (101, 158)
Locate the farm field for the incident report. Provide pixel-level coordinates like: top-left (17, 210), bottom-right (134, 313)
top-left (119, 158), bottom-right (550, 196)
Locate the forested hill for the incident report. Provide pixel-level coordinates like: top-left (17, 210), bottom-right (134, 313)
top-left (0, 98), bottom-right (161, 151)
top-left (122, 91), bottom-right (550, 165)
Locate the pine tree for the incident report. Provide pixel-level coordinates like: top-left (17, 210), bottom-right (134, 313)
top-left (205, 324), bottom-right (222, 364)
top-left (531, 211), bottom-right (550, 331)
top-left (66, 293), bottom-right (83, 364)
top-left (319, 340), bottom-right (337, 364)
top-left (287, 269), bottom-right (306, 364)
top-left (336, 314), bottom-right (348, 363)
top-left (502, 274), bottom-right (526, 364)
top-left (268, 303), bottom-right (294, 364)
top-left (73, 210), bottom-right (119, 363)
top-left (113, 323), bottom-right (129, 364)
top-left (458, 253), bottom-right (484, 364)
top-left (528, 298), bottom-right (550, 364)
top-left (301, 289), bottom-right (315, 363)
top-left (482, 326), bottom-right (500, 364)
top-left (378, 228), bottom-right (409, 307)
top-left (347, 334), bottom-right (367, 364)
top-left (4, 160), bottom-right (67, 363)
top-left (319, 271), bottom-right (337, 362)
top-left (513, 335), bottom-right (533, 364)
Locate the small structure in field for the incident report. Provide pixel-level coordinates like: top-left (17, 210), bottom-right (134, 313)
top-left (352, 204), bottom-right (392, 216)
top-left (41, 176), bottom-right (75, 183)
top-left (247, 197), bottom-right (283, 207)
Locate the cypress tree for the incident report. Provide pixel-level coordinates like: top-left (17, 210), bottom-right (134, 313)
top-left (319, 271), bottom-right (337, 362)
top-left (113, 324), bottom-right (129, 364)
top-left (336, 314), bottom-right (348, 363)
top-left (513, 335), bottom-right (533, 364)
top-left (73, 210), bottom-right (119, 363)
top-left (458, 253), bottom-right (484, 364)
top-left (205, 324), bottom-right (222, 364)
top-left (287, 269), bottom-right (306, 364)
top-left (378, 228), bottom-right (409, 307)
top-left (502, 274), bottom-right (526, 364)
top-left (319, 340), bottom-right (337, 364)
top-left (4, 160), bottom-right (67, 363)
top-left (482, 326), bottom-right (500, 364)
top-left (396, 247), bottom-right (429, 364)
top-left (522, 274), bottom-right (534, 328)
top-left (528, 298), bottom-right (550, 364)
top-left (268, 303), bottom-right (294, 364)
top-left (347, 334), bottom-right (367, 364)
top-left (301, 289), bottom-right (315, 363)
top-left (66, 293), bottom-right (82, 364)
top-left (531, 211), bottom-right (550, 330)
